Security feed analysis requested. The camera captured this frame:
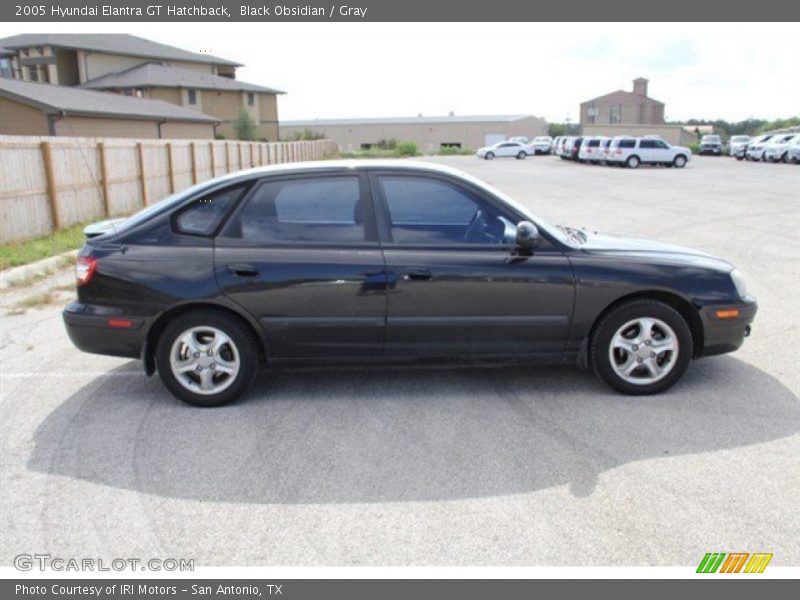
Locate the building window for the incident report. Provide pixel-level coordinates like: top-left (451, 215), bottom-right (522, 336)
top-left (27, 65), bottom-right (38, 81)
top-left (134, 88), bottom-right (144, 98)
top-left (247, 92), bottom-right (255, 106)
top-left (123, 89), bottom-right (133, 96)
top-left (0, 59), bottom-right (11, 79)
top-left (610, 105), bottom-right (621, 124)
top-left (187, 89), bottom-right (197, 105)
top-left (587, 104), bottom-right (597, 124)
top-left (440, 142), bottom-right (461, 149)
top-left (360, 143), bottom-right (373, 150)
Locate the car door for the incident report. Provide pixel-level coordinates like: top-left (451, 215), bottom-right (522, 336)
top-left (652, 139), bottom-right (673, 162)
top-left (497, 143), bottom-right (517, 157)
top-left (214, 171), bottom-right (387, 359)
top-left (370, 171), bottom-right (575, 357)
top-left (637, 139), bottom-right (657, 163)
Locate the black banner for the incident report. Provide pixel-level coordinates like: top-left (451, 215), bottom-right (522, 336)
top-left (3, 0), bottom-right (799, 22)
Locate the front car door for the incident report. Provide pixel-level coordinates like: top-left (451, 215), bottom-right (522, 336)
top-left (369, 170), bottom-right (575, 358)
top-left (214, 171), bottom-right (386, 360)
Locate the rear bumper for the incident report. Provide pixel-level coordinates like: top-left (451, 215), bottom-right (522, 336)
top-left (63, 301), bottom-right (147, 359)
top-left (699, 299), bottom-right (758, 357)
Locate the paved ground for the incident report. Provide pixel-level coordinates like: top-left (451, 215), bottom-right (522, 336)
top-left (1, 156), bottom-right (798, 567)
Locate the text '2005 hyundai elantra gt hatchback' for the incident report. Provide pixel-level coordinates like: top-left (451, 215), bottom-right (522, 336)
top-left (63, 161), bottom-right (757, 406)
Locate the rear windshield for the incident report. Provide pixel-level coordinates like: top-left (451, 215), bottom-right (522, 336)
top-left (587, 139), bottom-right (601, 147)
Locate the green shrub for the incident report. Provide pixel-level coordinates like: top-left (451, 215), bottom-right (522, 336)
top-left (395, 141), bottom-right (420, 156)
top-left (232, 107), bottom-right (258, 141)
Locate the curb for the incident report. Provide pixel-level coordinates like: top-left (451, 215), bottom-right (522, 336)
top-left (0, 250), bottom-right (78, 290)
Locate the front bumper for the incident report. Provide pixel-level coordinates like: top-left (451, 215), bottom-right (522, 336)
top-left (699, 298), bottom-right (758, 357)
top-left (63, 301), bottom-right (147, 359)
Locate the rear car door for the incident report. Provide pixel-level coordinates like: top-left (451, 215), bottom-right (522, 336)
top-left (370, 171), bottom-right (575, 357)
top-left (214, 171), bottom-right (387, 359)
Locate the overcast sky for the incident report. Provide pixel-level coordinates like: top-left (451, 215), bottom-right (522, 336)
top-left (4, 22), bottom-right (798, 122)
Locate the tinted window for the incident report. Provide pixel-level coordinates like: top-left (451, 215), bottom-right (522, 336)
top-left (639, 140), bottom-right (656, 149)
top-left (224, 176), bottom-right (365, 244)
top-left (654, 140), bottom-right (670, 149)
top-left (175, 184), bottom-right (245, 235)
top-left (380, 176), bottom-right (513, 246)
top-left (619, 139), bottom-right (636, 149)
top-left (587, 139), bottom-right (601, 147)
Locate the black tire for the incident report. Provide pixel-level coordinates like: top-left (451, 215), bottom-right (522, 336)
top-left (673, 154), bottom-right (687, 168)
top-left (485, 152), bottom-right (495, 160)
top-left (517, 151), bottom-right (527, 159)
top-left (156, 309), bottom-right (259, 407)
top-left (591, 299), bottom-right (693, 395)
top-left (625, 155), bottom-right (640, 169)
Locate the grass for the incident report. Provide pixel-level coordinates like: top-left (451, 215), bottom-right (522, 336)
top-left (0, 222), bottom-right (88, 271)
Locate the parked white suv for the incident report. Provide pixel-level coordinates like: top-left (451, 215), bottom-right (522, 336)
top-left (577, 137), bottom-right (609, 163)
top-left (476, 140), bottom-right (533, 160)
top-left (729, 135), bottom-right (751, 158)
top-left (763, 133), bottom-right (799, 163)
top-left (606, 136), bottom-right (691, 169)
top-left (531, 136), bottom-right (553, 154)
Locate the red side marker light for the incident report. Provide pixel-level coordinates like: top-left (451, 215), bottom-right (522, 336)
top-left (108, 319), bottom-right (134, 329)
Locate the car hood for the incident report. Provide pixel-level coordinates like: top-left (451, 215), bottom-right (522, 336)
top-left (577, 230), bottom-right (733, 270)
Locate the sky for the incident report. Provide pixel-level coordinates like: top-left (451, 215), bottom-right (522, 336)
top-left (3, 22), bottom-right (798, 123)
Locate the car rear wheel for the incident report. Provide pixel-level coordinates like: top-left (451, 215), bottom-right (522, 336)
top-left (485, 152), bottom-right (495, 160)
top-left (591, 299), bottom-right (692, 395)
top-left (625, 155), bottom-right (640, 169)
top-left (156, 309), bottom-right (259, 407)
top-left (673, 154), bottom-right (687, 168)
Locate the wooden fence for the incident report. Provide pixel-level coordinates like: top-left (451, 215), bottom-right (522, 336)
top-left (0, 135), bottom-right (339, 243)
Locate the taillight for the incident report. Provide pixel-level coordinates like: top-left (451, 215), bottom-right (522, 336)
top-left (76, 256), bottom-right (97, 286)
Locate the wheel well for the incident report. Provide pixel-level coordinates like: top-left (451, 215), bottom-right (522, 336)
top-left (144, 303), bottom-right (267, 373)
top-left (585, 291), bottom-right (704, 363)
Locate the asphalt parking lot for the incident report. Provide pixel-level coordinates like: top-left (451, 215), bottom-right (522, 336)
top-left (1, 155), bottom-right (798, 567)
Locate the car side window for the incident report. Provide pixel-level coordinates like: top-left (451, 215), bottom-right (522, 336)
top-left (174, 184), bottom-right (247, 236)
top-left (639, 140), bottom-right (656, 149)
top-left (379, 176), bottom-right (514, 246)
top-left (221, 176), bottom-right (365, 244)
top-left (655, 140), bottom-right (669, 149)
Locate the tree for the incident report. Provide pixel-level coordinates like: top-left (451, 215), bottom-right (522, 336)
top-left (232, 107), bottom-right (258, 141)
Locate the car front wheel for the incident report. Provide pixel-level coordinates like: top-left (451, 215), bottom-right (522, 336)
top-left (156, 309), bottom-right (259, 407)
top-left (517, 151), bottom-right (527, 159)
top-left (591, 299), bottom-right (693, 395)
top-left (673, 154), bottom-right (687, 168)
top-left (625, 155), bottom-right (640, 169)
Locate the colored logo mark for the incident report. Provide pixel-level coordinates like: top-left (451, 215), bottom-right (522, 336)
top-left (697, 552), bottom-right (773, 573)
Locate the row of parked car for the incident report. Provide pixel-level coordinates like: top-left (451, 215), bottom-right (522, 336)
top-left (551, 135), bottom-right (692, 168)
top-left (723, 133), bottom-right (800, 163)
top-left (474, 136), bottom-right (553, 159)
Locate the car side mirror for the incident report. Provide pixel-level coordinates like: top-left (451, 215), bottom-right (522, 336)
top-left (515, 221), bottom-right (540, 251)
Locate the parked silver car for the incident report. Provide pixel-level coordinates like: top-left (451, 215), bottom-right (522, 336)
top-left (531, 136), bottom-right (553, 154)
top-left (476, 140), bottom-right (533, 160)
top-left (745, 134), bottom-right (776, 161)
top-left (763, 133), bottom-right (799, 163)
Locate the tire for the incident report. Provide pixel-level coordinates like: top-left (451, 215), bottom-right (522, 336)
top-left (781, 152), bottom-right (789, 164)
top-left (736, 155), bottom-right (744, 161)
top-left (591, 299), bottom-right (693, 395)
top-left (625, 155), bottom-right (640, 169)
top-left (673, 154), bottom-right (687, 168)
top-left (156, 309), bottom-right (259, 407)
top-left (517, 151), bottom-right (526, 159)
top-left (485, 152), bottom-right (495, 160)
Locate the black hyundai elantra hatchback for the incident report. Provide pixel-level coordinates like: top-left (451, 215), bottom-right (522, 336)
top-left (64, 161), bottom-right (756, 406)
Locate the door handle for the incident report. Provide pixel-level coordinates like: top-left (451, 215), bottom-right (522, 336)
top-left (403, 269), bottom-right (432, 281)
top-left (227, 264), bottom-right (259, 277)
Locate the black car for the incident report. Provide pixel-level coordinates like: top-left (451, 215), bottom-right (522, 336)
top-left (699, 135), bottom-right (723, 155)
top-left (63, 161), bottom-right (756, 407)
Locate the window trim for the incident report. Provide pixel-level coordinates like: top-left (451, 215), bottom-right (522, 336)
top-left (216, 171), bottom-right (379, 248)
top-left (368, 171), bottom-right (534, 251)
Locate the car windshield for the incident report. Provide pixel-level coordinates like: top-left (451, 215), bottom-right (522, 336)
top-left (702, 135), bottom-right (721, 143)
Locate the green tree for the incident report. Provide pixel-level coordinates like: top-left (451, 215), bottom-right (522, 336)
top-left (232, 107), bottom-right (259, 141)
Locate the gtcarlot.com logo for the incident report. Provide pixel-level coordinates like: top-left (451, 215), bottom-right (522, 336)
top-left (14, 554), bottom-right (194, 572)
top-left (697, 552), bottom-right (773, 573)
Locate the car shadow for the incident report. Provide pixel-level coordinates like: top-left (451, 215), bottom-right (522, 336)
top-left (27, 356), bottom-right (799, 504)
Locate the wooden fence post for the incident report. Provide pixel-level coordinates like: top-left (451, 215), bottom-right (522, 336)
top-left (97, 141), bottom-right (112, 217)
top-left (166, 143), bottom-right (176, 193)
top-left (238, 143), bottom-right (244, 170)
top-left (137, 142), bottom-right (148, 206)
top-left (190, 142), bottom-right (198, 184)
top-left (225, 142), bottom-right (231, 173)
top-left (209, 141), bottom-right (216, 177)
top-left (40, 141), bottom-right (61, 231)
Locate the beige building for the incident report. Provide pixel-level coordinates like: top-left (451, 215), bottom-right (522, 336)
top-left (0, 34), bottom-right (283, 140)
top-left (580, 78), bottom-right (665, 126)
top-left (281, 115), bottom-right (548, 153)
top-left (0, 78), bottom-right (218, 139)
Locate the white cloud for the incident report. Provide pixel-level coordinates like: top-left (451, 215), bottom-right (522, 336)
top-left (2, 22), bottom-right (797, 122)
